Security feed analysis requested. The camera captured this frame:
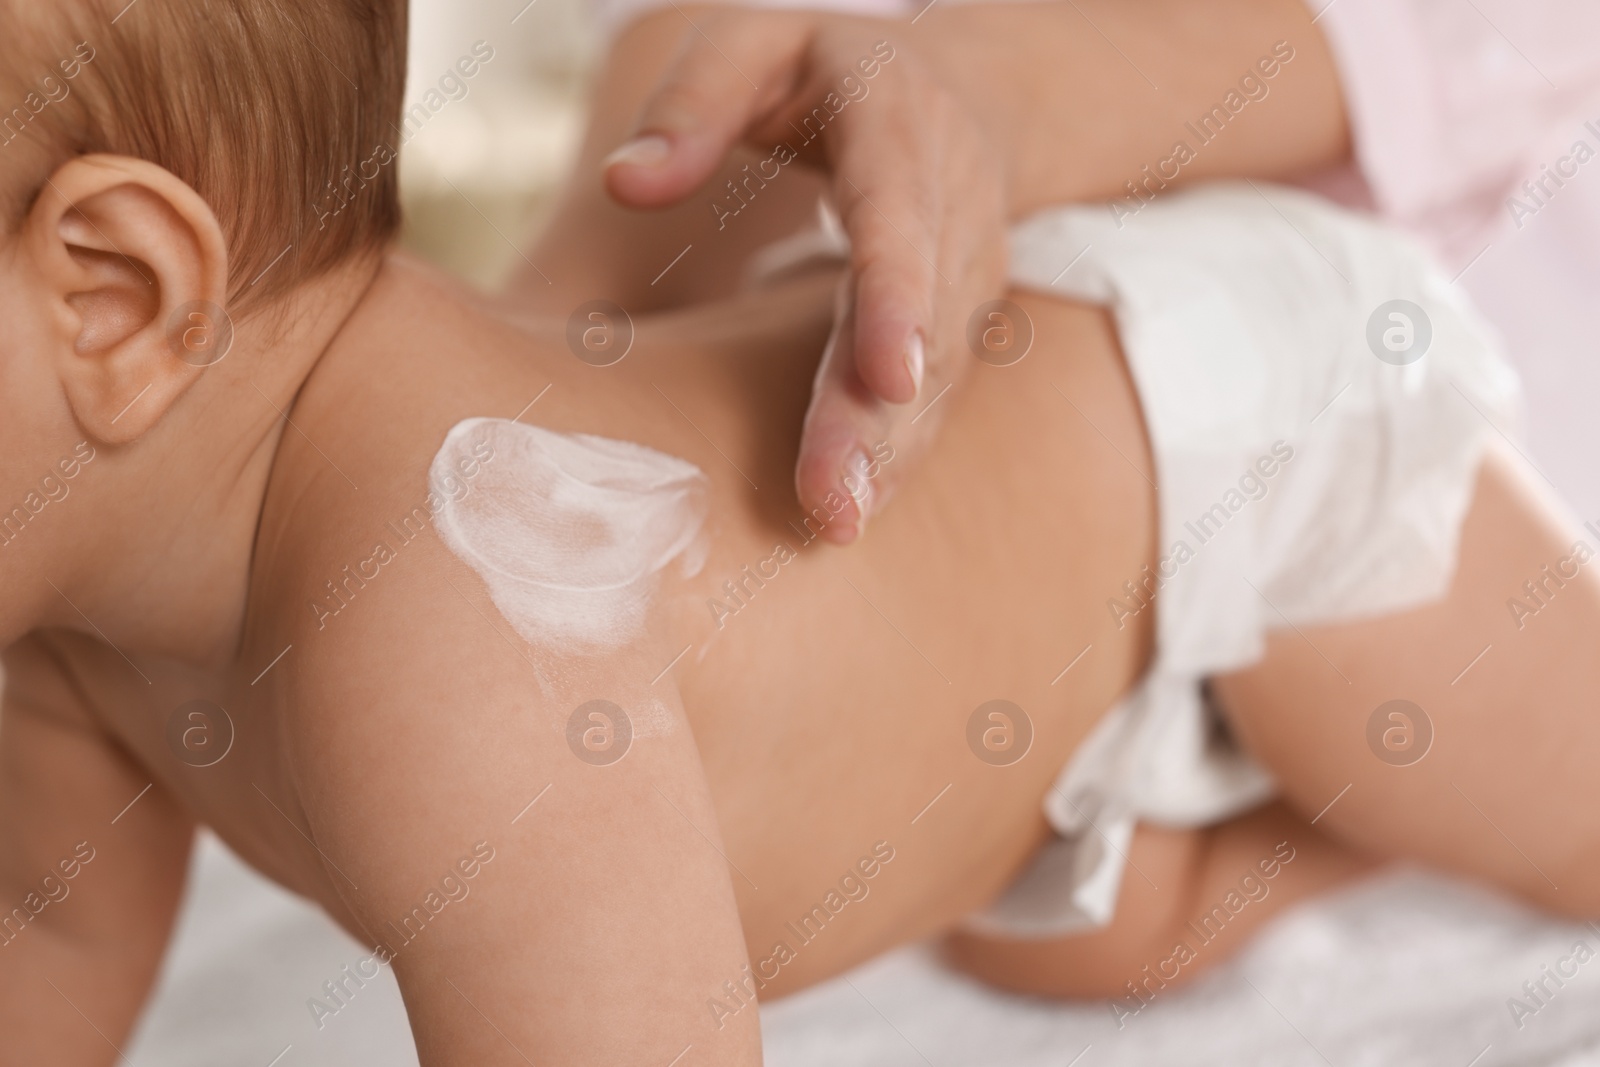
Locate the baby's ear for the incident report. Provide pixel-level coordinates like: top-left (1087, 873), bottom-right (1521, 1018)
top-left (27, 154), bottom-right (230, 445)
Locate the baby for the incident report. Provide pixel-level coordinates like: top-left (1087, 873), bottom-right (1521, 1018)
top-left (3, 2), bottom-right (1599, 1066)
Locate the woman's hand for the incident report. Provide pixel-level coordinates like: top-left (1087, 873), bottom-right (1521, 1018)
top-left (604, 11), bottom-right (1008, 543)
top-left (545, 0), bottom-right (1345, 542)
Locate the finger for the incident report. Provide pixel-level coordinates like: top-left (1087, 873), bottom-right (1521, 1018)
top-left (796, 278), bottom-right (872, 543)
top-left (603, 12), bottom-right (812, 209)
top-left (795, 276), bottom-right (916, 544)
top-left (832, 79), bottom-right (1006, 409)
top-left (817, 62), bottom-right (944, 406)
top-left (851, 222), bottom-right (934, 405)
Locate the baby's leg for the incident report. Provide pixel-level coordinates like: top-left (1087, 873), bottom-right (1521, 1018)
top-left (0, 635), bottom-right (193, 1067)
top-left (943, 802), bottom-right (1375, 1001)
top-left (1213, 440), bottom-right (1600, 915)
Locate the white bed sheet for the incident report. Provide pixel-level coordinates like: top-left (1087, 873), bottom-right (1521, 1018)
top-left (127, 833), bottom-right (1600, 1066)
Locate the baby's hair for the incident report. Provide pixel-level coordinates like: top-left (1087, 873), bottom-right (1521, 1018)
top-left (0, 0), bottom-right (407, 314)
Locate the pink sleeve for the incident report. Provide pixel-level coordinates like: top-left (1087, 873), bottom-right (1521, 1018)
top-left (1308, 0), bottom-right (1600, 258)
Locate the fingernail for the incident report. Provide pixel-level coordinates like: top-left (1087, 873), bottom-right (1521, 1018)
top-left (603, 134), bottom-right (671, 170)
top-left (904, 332), bottom-right (925, 398)
top-left (842, 447), bottom-right (874, 540)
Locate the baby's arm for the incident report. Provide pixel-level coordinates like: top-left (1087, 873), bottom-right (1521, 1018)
top-left (0, 635), bottom-right (193, 1067)
top-left (281, 566), bottom-right (762, 1066)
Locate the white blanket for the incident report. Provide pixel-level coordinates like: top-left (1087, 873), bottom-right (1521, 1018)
top-left (128, 834), bottom-right (1600, 1066)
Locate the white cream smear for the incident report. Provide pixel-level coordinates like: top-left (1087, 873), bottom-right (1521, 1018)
top-left (430, 417), bottom-right (709, 652)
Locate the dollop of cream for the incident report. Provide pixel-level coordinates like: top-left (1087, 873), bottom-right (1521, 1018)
top-left (431, 417), bottom-right (708, 650)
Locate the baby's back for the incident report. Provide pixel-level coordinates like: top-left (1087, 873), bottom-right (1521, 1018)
top-left (52, 250), bottom-right (1157, 1000)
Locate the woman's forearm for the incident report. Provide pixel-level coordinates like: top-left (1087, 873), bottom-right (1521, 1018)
top-left (917, 0), bottom-right (1350, 215)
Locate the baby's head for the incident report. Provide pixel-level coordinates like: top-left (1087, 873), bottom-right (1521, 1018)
top-left (1, 0), bottom-right (407, 310)
top-left (0, 0), bottom-right (407, 597)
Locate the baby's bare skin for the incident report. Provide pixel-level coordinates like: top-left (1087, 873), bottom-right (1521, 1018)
top-left (6, 241), bottom-right (1599, 1067)
top-left (259, 256), bottom-right (1154, 982)
top-left (0, 250), bottom-right (1158, 1065)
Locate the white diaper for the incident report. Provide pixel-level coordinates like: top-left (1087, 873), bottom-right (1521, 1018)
top-left (970, 183), bottom-right (1522, 936)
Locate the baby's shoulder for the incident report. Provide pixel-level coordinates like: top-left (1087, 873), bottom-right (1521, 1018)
top-left (250, 254), bottom-right (697, 722)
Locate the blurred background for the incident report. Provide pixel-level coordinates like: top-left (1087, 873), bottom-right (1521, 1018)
top-left (396, 0), bottom-right (597, 289)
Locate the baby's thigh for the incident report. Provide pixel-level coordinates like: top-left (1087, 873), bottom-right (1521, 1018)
top-left (943, 803), bottom-right (1374, 1001)
top-left (1213, 441), bottom-right (1600, 914)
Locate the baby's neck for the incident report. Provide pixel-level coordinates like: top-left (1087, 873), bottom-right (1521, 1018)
top-left (2, 260), bottom-right (381, 669)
